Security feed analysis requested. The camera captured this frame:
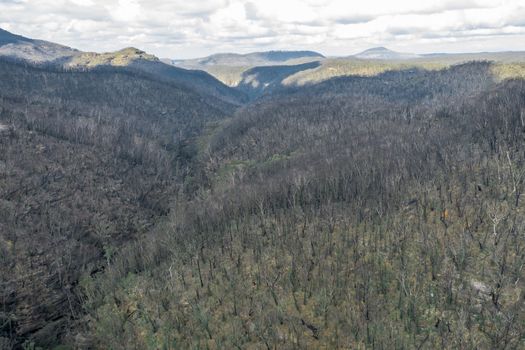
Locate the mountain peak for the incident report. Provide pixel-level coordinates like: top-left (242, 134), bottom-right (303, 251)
top-left (363, 47), bottom-right (390, 52)
top-left (68, 47), bottom-right (159, 67)
top-left (115, 47), bottom-right (148, 55)
top-left (113, 47), bottom-right (158, 61)
top-left (354, 47), bottom-right (420, 60)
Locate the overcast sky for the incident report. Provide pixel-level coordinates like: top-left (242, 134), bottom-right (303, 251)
top-left (0, 0), bottom-right (524, 59)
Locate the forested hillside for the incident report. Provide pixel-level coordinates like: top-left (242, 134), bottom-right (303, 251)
top-left (1, 34), bottom-right (525, 348)
top-left (0, 28), bottom-right (246, 106)
top-left (75, 62), bottom-right (525, 349)
top-left (66, 51), bottom-right (247, 106)
top-left (0, 59), bottom-right (235, 349)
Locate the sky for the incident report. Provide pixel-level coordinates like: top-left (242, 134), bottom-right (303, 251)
top-left (0, 0), bottom-right (524, 59)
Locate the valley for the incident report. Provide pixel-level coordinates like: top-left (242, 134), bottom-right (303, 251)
top-left (0, 27), bottom-right (525, 349)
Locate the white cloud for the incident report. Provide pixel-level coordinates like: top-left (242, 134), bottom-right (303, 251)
top-left (107, 0), bottom-right (141, 22)
top-left (0, 0), bottom-right (524, 58)
top-left (70, 0), bottom-right (95, 6)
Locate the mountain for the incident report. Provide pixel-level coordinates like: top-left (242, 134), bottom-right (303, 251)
top-left (419, 51), bottom-right (525, 65)
top-left (3, 27), bottom-right (525, 349)
top-left (0, 28), bottom-right (245, 105)
top-left (0, 28), bottom-right (78, 63)
top-left (0, 57), bottom-right (237, 348)
top-left (172, 50), bottom-right (324, 67)
top-left (353, 47), bottom-right (420, 60)
top-left (67, 47), bottom-right (247, 105)
top-left (169, 50), bottom-right (325, 87)
top-left (170, 46), bottom-right (525, 99)
top-left (67, 47), bottom-right (159, 67)
top-left (79, 61), bottom-right (525, 349)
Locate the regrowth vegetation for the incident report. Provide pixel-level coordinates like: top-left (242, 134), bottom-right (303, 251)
top-left (1, 32), bottom-right (525, 349)
top-left (77, 62), bottom-right (525, 349)
top-left (0, 59), bottom-right (233, 349)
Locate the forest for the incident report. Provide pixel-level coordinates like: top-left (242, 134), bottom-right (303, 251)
top-left (1, 57), bottom-right (525, 349)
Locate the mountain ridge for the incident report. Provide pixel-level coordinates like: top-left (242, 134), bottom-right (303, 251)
top-left (170, 50), bottom-right (325, 67)
top-left (0, 28), bottom-right (79, 63)
top-left (0, 28), bottom-right (246, 104)
top-left (2, 27), bottom-right (525, 102)
top-left (353, 46), bottom-right (421, 60)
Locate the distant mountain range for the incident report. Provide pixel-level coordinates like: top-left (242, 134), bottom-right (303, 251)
top-left (165, 47), bottom-right (426, 92)
top-left (167, 47), bottom-right (525, 95)
top-left (168, 50), bottom-right (325, 68)
top-left (0, 28), bottom-right (245, 105)
top-left (1, 28), bottom-right (525, 100)
top-left (353, 47), bottom-right (421, 60)
top-left (167, 50), bottom-right (326, 88)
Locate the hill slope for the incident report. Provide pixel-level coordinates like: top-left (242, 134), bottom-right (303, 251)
top-left (170, 47), bottom-right (525, 98)
top-left (3, 28), bottom-right (525, 350)
top-left (0, 28), bottom-right (78, 63)
top-left (236, 61), bottom-right (321, 98)
top-left (170, 50), bottom-right (325, 87)
top-left (0, 58), bottom-right (236, 348)
top-left (78, 61), bottom-right (525, 349)
top-left (0, 28), bottom-right (246, 105)
top-left (67, 48), bottom-right (247, 105)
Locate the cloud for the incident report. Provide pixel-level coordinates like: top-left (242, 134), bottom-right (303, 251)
top-left (0, 0), bottom-right (524, 58)
top-left (244, 2), bottom-right (258, 20)
top-left (334, 15), bottom-right (375, 25)
top-left (107, 0), bottom-right (141, 22)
